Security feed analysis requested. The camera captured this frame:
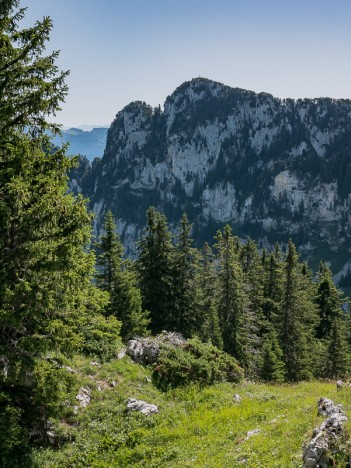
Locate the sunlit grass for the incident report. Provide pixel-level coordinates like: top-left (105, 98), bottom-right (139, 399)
top-left (33, 356), bottom-right (351, 467)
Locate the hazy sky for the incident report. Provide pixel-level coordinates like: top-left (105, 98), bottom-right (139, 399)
top-left (23, 0), bottom-right (351, 128)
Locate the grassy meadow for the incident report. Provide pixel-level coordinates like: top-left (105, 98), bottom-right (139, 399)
top-left (32, 355), bottom-right (351, 467)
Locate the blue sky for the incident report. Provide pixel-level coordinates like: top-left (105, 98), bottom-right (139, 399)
top-left (23, 0), bottom-right (351, 128)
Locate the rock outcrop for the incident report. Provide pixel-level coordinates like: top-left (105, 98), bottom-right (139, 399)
top-left (303, 398), bottom-right (348, 467)
top-left (126, 332), bottom-right (186, 363)
top-left (76, 387), bottom-right (91, 408)
top-left (126, 398), bottom-right (158, 416)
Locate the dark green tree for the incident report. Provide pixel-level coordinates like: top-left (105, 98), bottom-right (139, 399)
top-left (316, 262), bottom-right (344, 338)
top-left (95, 211), bottom-right (149, 340)
top-left (262, 248), bottom-right (284, 327)
top-left (199, 242), bottom-right (223, 349)
top-left (315, 262), bottom-right (350, 377)
top-left (326, 317), bottom-right (350, 378)
top-left (215, 226), bottom-right (248, 365)
top-left (0, 1), bottom-right (68, 139)
top-left (260, 330), bottom-right (285, 383)
top-left (0, 2), bottom-right (106, 462)
top-left (171, 214), bottom-right (201, 337)
top-left (136, 207), bottom-right (174, 334)
top-left (278, 240), bottom-right (317, 381)
top-left (95, 211), bottom-right (123, 296)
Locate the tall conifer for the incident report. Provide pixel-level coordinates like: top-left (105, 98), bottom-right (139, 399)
top-left (0, 1), bottom-right (105, 459)
top-left (136, 207), bottom-right (174, 333)
top-left (279, 240), bottom-right (317, 381)
top-left (95, 211), bottom-right (149, 340)
top-left (215, 226), bottom-right (247, 364)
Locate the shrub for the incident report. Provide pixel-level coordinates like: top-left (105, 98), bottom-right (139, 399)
top-left (153, 337), bottom-right (243, 389)
top-left (81, 314), bottom-right (122, 361)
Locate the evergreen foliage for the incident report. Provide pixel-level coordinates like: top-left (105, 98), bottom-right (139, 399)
top-left (153, 337), bottom-right (243, 390)
top-left (260, 331), bottom-right (285, 383)
top-left (0, 0), bottom-right (68, 138)
top-left (262, 246), bottom-right (284, 326)
top-left (215, 226), bottom-right (248, 363)
top-left (199, 242), bottom-right (223, 349)
top-left (95, 211), bottom-right (149, 340)
top-left (0, 2), bottom-right (106, 461)
top-left (171, 214), bottom-right (201, 337)
top-left (315, 263), bottom-right (350, 377)
top-left (278, 240), bottom-right (318, 381)
top-left (136, 207), bottom-right (175, 334)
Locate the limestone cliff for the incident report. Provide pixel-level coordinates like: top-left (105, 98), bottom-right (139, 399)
top-left (72, 78), bottom-right (351, 283)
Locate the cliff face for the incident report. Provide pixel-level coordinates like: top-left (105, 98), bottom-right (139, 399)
top-left (73, 78), bottom-right (351, 281)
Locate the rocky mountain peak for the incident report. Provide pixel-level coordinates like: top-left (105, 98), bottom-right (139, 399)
top-left (71, 78), bottom-right (351, 287)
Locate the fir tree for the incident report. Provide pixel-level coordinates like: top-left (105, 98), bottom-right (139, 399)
top-left (326, 317), bottom-right (350, 378)
top-left (199, 242), bottom-right (223, 349)
top-left (0, 1), bottom-right (68, 139)
top-left (262, 250), bottom-right (284, 326)
top-left (95, 211), bottom-right (149, 340)
top-left (171, 214), bottom-right (201, 337)
top-left (0, 1), bottom-right (105, 460)
top-left (279, 240), bottom-right (317, 381)
top-left (136, 207), bottom-right (174, 334)
top-left (215, 226), bottom-right (248, 365)
top-left (315, 262), bottom-right (350, 377)
top-left (316, 262), bottom-right (344, 339)
top-left (260, 330), bottom-right (285, 383)
top-left (95, 211), bottom-right (123, 296)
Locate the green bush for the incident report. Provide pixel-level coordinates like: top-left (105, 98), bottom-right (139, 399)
top-left (80, 314), bottom-right (122, 361)
top-left (153, 337), bottom-right (243, 389)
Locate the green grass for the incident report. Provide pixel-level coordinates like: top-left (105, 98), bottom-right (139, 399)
top-left (32, 355), bottom-right (351, 467)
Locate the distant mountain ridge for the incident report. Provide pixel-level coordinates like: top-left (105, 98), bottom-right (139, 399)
top-left (53, 127), bottom-right (108, 161)
top-left (69, 78), bottom-right (351, 286)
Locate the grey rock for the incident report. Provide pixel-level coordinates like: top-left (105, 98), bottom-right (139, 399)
top-left (233, 394), bottom-right (241, 403)
top-left (76, 387), bottom-right (91, 408)
top-left (317, 397), bottom-right (344, 417)
top-left (303, 398), bottom-right (348, 467)
top-left (117, 348), bottom-right (126, 359)
top-left (73, 78), bottom-right (351, 274)
top-left (126, 398), bottom-right (158, 416)
top-left (126, 332), bottom-right (186, 363)
top-left (47, 430), bottom-right (57, 445)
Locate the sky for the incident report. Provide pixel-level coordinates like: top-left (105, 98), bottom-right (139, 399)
top-left (22, 0), bottom-right (351, 128)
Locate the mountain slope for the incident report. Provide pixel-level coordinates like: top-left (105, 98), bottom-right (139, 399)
top-left (32, 354), bottom-right (350, 467)
top-left (72, 78), bottom-right (351, 280)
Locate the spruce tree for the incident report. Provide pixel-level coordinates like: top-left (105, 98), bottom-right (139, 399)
top-left (316, 262), bottom-right (344, 338)
top-left (215, 226), bottom-right (248, 365)
top-left (326, 317), bottom-right (350, 378)
top-left (260, 330), bottom-right (285, 383)
top-left (199, 242), bottom-right (223, 349)
top-left (262, 249), bottom-right (284, 326)
top-left (136, 207), bottom-right (174, 334)
top-left (95, 211), bottom-right (149, 340)
top-left (278, 240), bottom-right (317, 381)
top-left (0, 1), bottom-right (106, 460)
top-left (0, 1), bottom-right (68, 139)
top-left (95, 211), bottom-right (123, 296)
top-left (315, 262), bottom-right (350, 377)
top-left (171, 214), bottom-right (201, 337)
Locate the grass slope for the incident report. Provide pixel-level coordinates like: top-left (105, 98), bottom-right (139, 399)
top-left (33, 355), bottom-right (351, 467)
